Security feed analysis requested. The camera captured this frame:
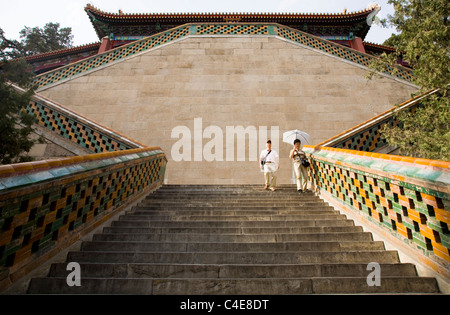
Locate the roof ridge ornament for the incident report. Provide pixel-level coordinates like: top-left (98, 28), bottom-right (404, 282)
top-left (84, 4), bottom-right (379, 18)
top-left (223, 15), bottom-right (242, 23)
top-left (366, 3), bottom-right (381, 26)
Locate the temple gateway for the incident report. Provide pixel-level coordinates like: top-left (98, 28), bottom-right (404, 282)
top-left (28, 4), bottom-right (417, 185)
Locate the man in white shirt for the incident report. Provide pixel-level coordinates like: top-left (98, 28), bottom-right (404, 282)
top-left (259, 140), bottom-right (279, 191)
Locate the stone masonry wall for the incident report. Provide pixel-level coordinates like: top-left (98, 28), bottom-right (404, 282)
top-left (38, 36), bottom-right (418, 184)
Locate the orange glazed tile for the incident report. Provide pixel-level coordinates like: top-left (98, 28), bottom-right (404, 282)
top-left (407, 208), bottom-right (422, 223)
top-left (389, 155), bottom-right (403, 162)
top-left (432, 242), bottom-right (450, 262)
top-left (109, 151), bottom-right (122, 157)
top-left (70, 156), bottom-right (85, 163)
top-left (0, 165), bottom-right (15, 177)
top-left (13, 247), bottom-right (32, 265)
top-left (28, 160), bottom-right (50, 170)
top-left (396, 222), bottom-right (410, 238)
top-left (58, 157), bottom-right (76, 166)
top-left (28, 195), bottom-right (44, 209)
top-left (435, 208), bottom-right (449, 223)
top-left (400, 156), bottom-right (416, 164)
top-left (46, 159), bottom-right (63, 168)
top-left (30, 228), bottom-right (44, 241)
top-left (398, 195), bottom-right (410, 207)
top-left (65, 185), bottom-right (77, 195)
top-left (0, 230), bottom-right (14, 246)
top-left (81, 154), bottom-right (98, 161)
top-left (419, 225), bottom-right (438, 241)
top-left (372, 209), bottom-right (382, 222)
top-left (11, 162), bottom-right (35, 173)
top-left (421, 194), bottom-right (441, 208)
top-left (371, 153), bottom-right (381, 159)
top-left (430, 160), bottom-right (450, 169)
top-left (377, 154), bottom-right (391, 160)
top-left (413, 159), bottom-right (433, 166)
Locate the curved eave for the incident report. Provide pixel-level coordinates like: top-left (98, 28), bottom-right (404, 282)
top-left (84, 4), bottom-right (378, 21)
top-left (85, 4), bottom-right (379, 39)
top-left (24, 42), bottom-right (101, 62)
top-left (364, 41), bottom-right (396, 52)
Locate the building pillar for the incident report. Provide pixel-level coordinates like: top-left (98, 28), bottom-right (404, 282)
top-left (98, 37), bottom-right (114, 53)
top-left (349, 37), bottom-right (366, 53)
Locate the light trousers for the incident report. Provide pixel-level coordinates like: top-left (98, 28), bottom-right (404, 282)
top-left (263, 163), bottom-right (277, 189)
top-left (293, 160), bottom-right (308, 191)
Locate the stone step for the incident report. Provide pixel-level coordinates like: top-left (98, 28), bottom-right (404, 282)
top-left (79, 241), bottom-right (385, 252)
top-left (144, 193), bottom-right (317, 200)
top-left (112, 219), bottom-right (354, 228)
top-left (143, 198), bottom-right (320, 204)
top-left (27, 184), bottom-right (439, 294)
top-left (135, 203), bottom-right (333, 212)
top-left (102, 225), bottom-right (364, 235)
top-left (146, 198), bottom-right (319, 202)
top-left (66, 250), bottom-right (401, 264)
top-left (144, 199), bottom-right (315, 204)
top-left (113, 215), bottom-right (349, 224)
top-left (147, 185), bottom-right (307, 192)
top-left (46, 262), bottom-right (418, 279)
top-left (122, 212), bottom-right (346, 218)
top-left (93, 232), bottom-right (374, 243)
top-left (128, 209), bottom-right (339, 216)
top-left (27, 277), bottom-right (440, 294)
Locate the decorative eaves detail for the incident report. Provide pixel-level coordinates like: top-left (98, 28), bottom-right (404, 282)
top-left (32, 23), bottom-right (413, 91)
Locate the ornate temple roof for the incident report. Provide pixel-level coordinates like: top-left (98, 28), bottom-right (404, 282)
top-left (85, 4), bottom-right (381, 41)
top-left (10, 4), bottom-right (398, 75)
top-left (23, 42), bottom-right (101, 74)
top-left (32, 22), bottom-right (413, 91)
top-left (24, 42), bottom-right (100, 62)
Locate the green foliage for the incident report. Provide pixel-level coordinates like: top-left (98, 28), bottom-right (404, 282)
top-left (0, 23), bottom-right (73, 58)
top-left (0, 72), bottom-right (37, 164)
top-left (18, 22), bottom-right (73, 56)
top-left (381, 91), bottom-right (450, 160)
top-left (368, 0), bottom-right (450, 161)
top-left (0, 22), bottom-right (73, 164)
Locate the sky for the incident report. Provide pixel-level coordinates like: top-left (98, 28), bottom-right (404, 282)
top-left (0, 0), bottom-right (398, 46)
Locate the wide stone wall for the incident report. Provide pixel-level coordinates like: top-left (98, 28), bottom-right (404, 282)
top-left (38, 36), bottom-right (417, 184)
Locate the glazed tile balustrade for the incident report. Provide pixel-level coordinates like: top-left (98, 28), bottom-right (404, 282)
top-left (318, 89), bottom-right (440, 152)
top-left (0, 147), bottom-right (167, 287)
top-left (12, 85), bottom-right (143, 154)
top-left (304, 145), bottom-right (449, 271)
top-left (0, 86), bottom-right (167, 290)
top-left (32, 23), bottom-right (414, 91)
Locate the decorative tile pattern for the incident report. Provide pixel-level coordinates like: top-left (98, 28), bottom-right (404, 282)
top-left (0, 86), bottom-right (167, 280)
top-left (304, 145), bottom-right (450, 266)
top-left (318, 90), bottom-right (440, 153)
top-left (0, 148), bottom-right (167, 270)
top-left (274, 25), bottom-right (413, 82)
top-left (332, 119), bottom-right (397, 152)
top-left (196, 24), bottom-right (269, 35)
top-left (27, 100), bottom-right (133, 153)
top-left (33, 25), bottom-right (190, 89)
top-left (32, 23), bottom-right (414, 90)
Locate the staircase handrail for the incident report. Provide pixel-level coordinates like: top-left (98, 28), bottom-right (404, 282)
top-left (304, 144), bottom-right (449, 276)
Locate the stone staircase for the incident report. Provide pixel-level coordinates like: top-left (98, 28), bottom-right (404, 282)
top-left (27, 185), bottom-right (439, 294)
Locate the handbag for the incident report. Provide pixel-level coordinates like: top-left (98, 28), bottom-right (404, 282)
top-left (301, 158), bottom-right (310, 167)
top-left (261, 150), bottom-right (271, 166)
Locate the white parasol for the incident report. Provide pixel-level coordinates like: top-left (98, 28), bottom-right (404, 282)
top-left (283, 129), bottom-right (311, 184)
top-left (282, 129), bottom-right (311, 146)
